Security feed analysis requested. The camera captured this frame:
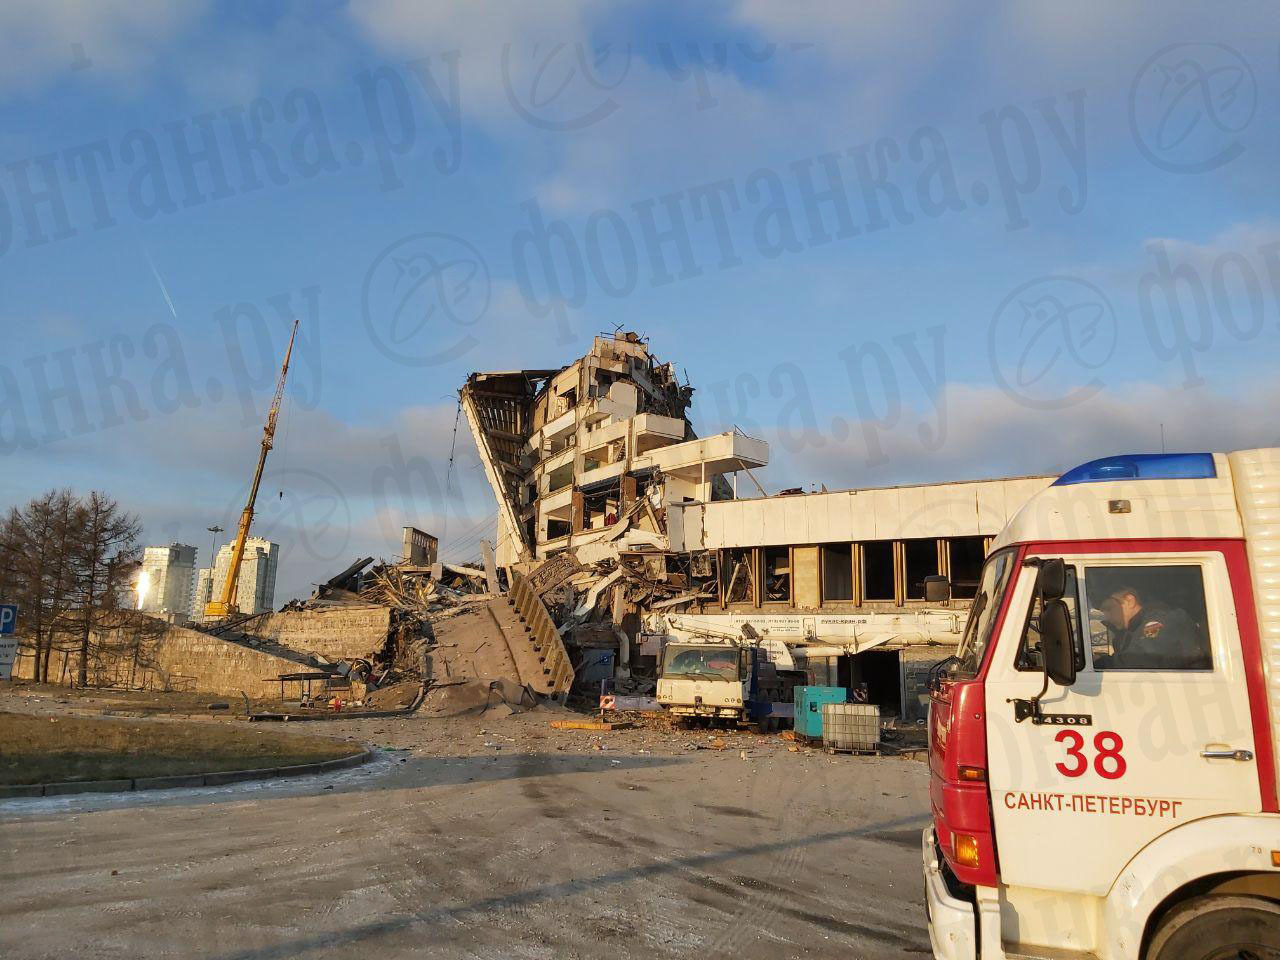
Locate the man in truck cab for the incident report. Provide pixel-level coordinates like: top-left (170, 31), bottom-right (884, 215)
top-left (1094, 584), bottom-right (1211, 670)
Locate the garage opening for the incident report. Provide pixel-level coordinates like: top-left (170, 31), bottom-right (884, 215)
top-left (852, 648), bottom-right (902, 718)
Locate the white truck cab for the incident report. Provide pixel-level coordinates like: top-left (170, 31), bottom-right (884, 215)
top-left (656, 639), bottom-right (749, 720)
top-left (655, 636), bottom-right (801, 727)
top-left (923, 449), bottom-right (1280, 960)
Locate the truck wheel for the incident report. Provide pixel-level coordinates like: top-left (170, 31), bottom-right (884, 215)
top-left (1147, 895), bottom-right (1280, 960)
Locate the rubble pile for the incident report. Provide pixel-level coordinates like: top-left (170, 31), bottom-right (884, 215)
top-left (268, 558), bottom-right (490, 707)
top-left (272, 552), bottom-right (573, 714)
top-left (513, 544), bottom-right (716, 701)
top-left (358, 563), bottom-right (489, 620)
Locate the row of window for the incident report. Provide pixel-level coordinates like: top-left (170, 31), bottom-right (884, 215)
top-left (717, 536), bottom-right (992, 608)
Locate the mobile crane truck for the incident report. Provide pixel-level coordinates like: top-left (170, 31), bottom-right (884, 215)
top-left (923, 449), bottom-right (1280, 960)
top-left (656, 633), bottom-right (803, 730)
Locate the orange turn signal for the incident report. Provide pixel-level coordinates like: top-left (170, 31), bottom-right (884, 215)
top-left (953, 833), bottom-right (980, 868)
top-left (1272, 850), bottom-right (1280, 868)
top-left (957, 765), bottom-right (986, 783)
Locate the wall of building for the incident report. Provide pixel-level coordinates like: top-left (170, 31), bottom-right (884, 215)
top-left (192, 568), bottom-right (214, 619)
top-left (199, 537), bottom-right (280, 617)
top-left (668, 476), bottom-right (1054, 551)
top-left (14, 618), bottom-right (302, 697)
top-left (246, 606), bottom-right (394, 661)
top-left (12, 607), bottom-right (393, 698)
top-left (140, 544), bottom-right (197, 617)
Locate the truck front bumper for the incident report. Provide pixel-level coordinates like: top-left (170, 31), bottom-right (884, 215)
top-left (664, 705), bottom-right (742, 718)
top-left (922, 827), bottom-right (977, 960)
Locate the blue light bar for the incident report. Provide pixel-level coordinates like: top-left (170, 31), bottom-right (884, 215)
top-left (1053, 453), bottom-right (1217, 486)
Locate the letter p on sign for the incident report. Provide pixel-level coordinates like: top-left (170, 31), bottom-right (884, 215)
top-left (0, 605), bottom-right (16, 681)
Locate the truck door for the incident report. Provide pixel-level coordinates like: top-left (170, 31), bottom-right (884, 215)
top-left (983, 550), bottom-right (1262, 899)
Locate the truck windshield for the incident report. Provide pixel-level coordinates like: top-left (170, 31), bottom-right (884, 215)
top-left (953, 548), bottom-right (1017, 677)
top-left (662, 646), bottom-right (742, 682)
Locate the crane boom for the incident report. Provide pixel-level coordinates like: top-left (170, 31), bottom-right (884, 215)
top-left (204, 318), bottom-right (299, 619)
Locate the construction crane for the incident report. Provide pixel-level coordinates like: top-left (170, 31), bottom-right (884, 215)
top-left (204, 318), bottom-right (299, 619)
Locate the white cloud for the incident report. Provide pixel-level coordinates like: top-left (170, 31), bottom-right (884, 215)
top-left (0, 1), bottom-right (208, 94)
top-left (751, 379), bottom-right (1280, 493)
top-left (2, 396), bottom-right (502, 603)
top-left (346, 0), bottom-right (608, 120)
top-left (1141, 220), bottom-right (1280, 276)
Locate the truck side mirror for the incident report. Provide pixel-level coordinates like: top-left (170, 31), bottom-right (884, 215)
top-left (1041, 598), bottom-right (1077, 687)
top-left (923, 575), bottom-right (951, 602)
top-left (1037, 558), bottom-right (1066, 601)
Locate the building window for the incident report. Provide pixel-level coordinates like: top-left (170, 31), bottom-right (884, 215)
top-left (949, 536), bottom-right (986, 600)
top-left (721, 548), bottom-right (755, 605)
top-left (821, 543), bottom-right (853, 601)
top-left (904, 538), bottom-right (940, 600)
top-left (547, 519), bottom-right (571, 539)
top-left (862, 540), bottom-right (895, 601)
top-left (762, 547), bottom-right (791, 603)
top-left (547, 463), bottom-right (573, 492)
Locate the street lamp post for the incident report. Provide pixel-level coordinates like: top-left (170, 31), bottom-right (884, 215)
top-left (206, 525), bottom-right (224, 571)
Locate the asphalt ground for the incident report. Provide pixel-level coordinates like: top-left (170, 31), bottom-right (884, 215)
top-left (0, 703), bottom-right (932, 960)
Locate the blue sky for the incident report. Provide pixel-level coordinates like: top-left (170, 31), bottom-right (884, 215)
top-left (2, 1), bottom-right (1279, 601)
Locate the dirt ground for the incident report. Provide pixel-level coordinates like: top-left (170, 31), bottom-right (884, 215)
top-left (0, 685), bottom-right (933, 960)
top-left (1, 681), bottom-right (308, 717)
top-left (0, 711), bottom-right (358, 785)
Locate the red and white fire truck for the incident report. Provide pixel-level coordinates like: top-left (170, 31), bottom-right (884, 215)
top-left (923, 449), bottom-right (1280, 960)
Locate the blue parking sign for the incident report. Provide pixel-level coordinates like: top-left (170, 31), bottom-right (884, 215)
top-left (0, 604), bottom-right (16, 635)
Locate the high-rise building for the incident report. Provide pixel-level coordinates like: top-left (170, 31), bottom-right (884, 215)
top-left (137, 544), bottom-right (197, 618)
top-left (203, 537), bottom-right (280, 616)
top-left (191, 567), bottom-right (214, 620)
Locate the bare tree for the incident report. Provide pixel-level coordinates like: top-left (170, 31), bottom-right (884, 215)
top-left (0, 491), bottom-right (81, 682)
top-left (0, 489), bottom-right (142, 686)
top-left (71, 492), bottom-right (141, 687)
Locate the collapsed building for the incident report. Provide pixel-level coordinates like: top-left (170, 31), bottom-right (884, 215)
top-left (461, 331), bottom-right (767, 565)
top-left (462, 332), bottom-right (1054, 721)
top-left (15, 333), bottom-right (1051, 724)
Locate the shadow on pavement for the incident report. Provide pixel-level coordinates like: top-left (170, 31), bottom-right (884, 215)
top-left (0, 751), bottom-right (691, 815)
top-left (205, 812), bottom-right (932, 960)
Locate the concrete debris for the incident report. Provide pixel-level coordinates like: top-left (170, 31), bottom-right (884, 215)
top-left (418, 678), bottom-right (537, 718)
top-left (275, 552), bottom-right (575, 711)
top-left (365, 680), bottom-right (423, 711)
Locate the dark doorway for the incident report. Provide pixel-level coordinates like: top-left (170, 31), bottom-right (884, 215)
top-left (852, 649), bottom-right (902, 718)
